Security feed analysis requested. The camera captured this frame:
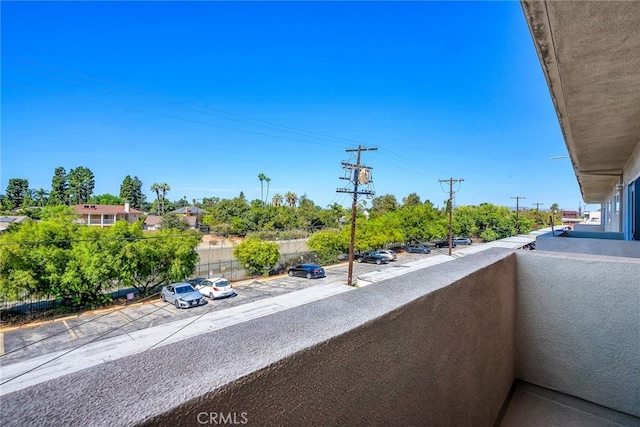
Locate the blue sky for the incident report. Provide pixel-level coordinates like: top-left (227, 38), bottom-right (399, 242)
top-left (1, 1), bottom-right (592, 212)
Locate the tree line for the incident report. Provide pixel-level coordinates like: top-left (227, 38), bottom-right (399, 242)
top-left (0, 206), bottom-right (200, 309)
top-left (1, 167), bottom-right (565, 312)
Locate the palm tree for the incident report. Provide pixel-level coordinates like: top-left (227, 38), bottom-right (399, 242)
top-left (35, 188), bottom-right (49, 207)
top-left (159, 183), bottom-right (171, 214)
top-left (150, 183), bottom-right (161, 214)
top-left (264, 176), bottom-right (271, 207)
top-left (258, 173), bottom-right (266, 207)
top-left (285, 191), bottom-right (297, 208)
top-left (272, 193), bottom-right (283, 207)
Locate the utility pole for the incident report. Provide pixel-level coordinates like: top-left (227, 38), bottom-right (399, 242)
top-left (337, 145), bottom-right (377, 286)
top-left (439, 178), bottom-right (464, 256)
top-left (533, 202), bottom-right (544, 211)
top-left (511, 196), bottom-right (526, 235)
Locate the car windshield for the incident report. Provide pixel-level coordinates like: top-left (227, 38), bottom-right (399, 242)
top-left (175, 285), bottom-right (194, 294)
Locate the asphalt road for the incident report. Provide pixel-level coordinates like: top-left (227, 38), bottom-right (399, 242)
top-left (0, 249), bottom-right (457, 365)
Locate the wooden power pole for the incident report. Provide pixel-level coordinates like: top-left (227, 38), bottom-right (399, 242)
top-left (337, 145), bottom-right (376, 286)
top-left (439, 178), bottom-right (464, 256)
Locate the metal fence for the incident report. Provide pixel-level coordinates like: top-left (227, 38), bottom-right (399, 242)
top-left (193, 251), bottom-right (318, 280)
top-left (0, 283), bottom-right (139, 323)
top-left (1, 250), bottom-right (318, 323)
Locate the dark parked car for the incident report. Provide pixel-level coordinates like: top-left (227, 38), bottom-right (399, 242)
top-left (405, 245), bottom-right (431, 254)
top-left (288, 264), bottom-right (326, 279)
top-left (356, 252), bottom-right (390, 265)
top-left (434, 240), bottom-right (457, 249)
top-left (185, 277), bottom-right (206, 287)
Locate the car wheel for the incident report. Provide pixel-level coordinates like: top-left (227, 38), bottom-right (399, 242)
top-left (357, 258), bottom-right (363, 263)
top-left (209, 292), bottom-right (215, 299)
top-left (161, 294), bottom-right (166, 302)
top-left (174, 300), bottom-right (180, 309)
top-left (288, 270), bottom-right (294, 277)
top-left (306, 272), bottom-right (312, 279)
top-left (376, 259), bottom-right (381, 265)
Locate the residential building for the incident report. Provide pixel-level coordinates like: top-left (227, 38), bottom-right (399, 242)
top-left (73, 201), bottom-right (143, 228)
top-left (143, 214), bottom-right (163, 231)
top-left (0, 215), bottom-right (29, 233)
top-left (171, 206), bottom-right (209, 230)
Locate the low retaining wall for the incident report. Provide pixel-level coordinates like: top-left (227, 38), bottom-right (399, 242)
top-left (536, 231), bottom-right (640, 258)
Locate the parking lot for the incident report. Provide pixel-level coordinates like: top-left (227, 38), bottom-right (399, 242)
top-left (0, 249), bottom-right (456, 365)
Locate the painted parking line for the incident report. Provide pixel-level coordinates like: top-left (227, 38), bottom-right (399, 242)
top-left (62, 320), bottom-right (77, 340)
top-left (116, 310), bottom-right (132, 323)
top-left (0, 332), bottom-right (4, 356)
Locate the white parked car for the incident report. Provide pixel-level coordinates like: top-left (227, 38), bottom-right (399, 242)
top-left (193, 277), bottom-right (236, 300)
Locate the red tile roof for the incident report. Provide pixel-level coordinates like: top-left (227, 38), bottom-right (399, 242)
top-left (74, 204), bottom-right (143, 214)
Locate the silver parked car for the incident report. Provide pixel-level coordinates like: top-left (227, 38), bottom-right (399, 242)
top-left (161, 283), bottom-right (206, 309)
top-left (375, 250), bottom-right (397, 261)
top-left (452, 237), bottom-right (472, 245)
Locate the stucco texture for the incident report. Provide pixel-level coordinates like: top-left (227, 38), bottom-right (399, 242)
top-left (0, 249), bottom-right (518, 427)
top-left (515, 251), bottom-right (640, 417)
top-left (139, 250), bottom-right (517, 427)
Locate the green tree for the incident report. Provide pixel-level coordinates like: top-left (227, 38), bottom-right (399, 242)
top-left (307, 229), bottom-right (348, 264)
top-left (258, 173), bottom-right (267, 207)
top-left (159, 182), bottom-right (171, 214)
top-left (5, 178), bottom-right (30, 209)
top-left (480, 228), bottom-right (499, 242)
top-left (50, 167), bottom-right (69, 205)
top-left (371, 194), bottom-right (399, 217)
top-left (394, 202), bottom-right (446, 242)
top-left (285, 191), bottom-right (297, 207)
top-left (0, 211), bottom-right (79, 301)
top-left (114, 229), bottom-right (200, 294)
top-left (161, 213), bottom-right (190, 231)
top-left (67, 166), bottom-right (95, 204)
top-left (120, 175), bottom-right (145, 209)
top-left (272, 193), bottom-right (283, 207)
top-left (150, 183), bottom-right (161, 214)
top-left (233, 238), bottom-right (280, 276)
top-left (31, 188), bottom-right (49, 207)
top-left (264, 176), bottom-right (271, 206)
top-left (402, 193), bottom-right (421, 207)
top-left (90, 193), bottom-right (122, 205)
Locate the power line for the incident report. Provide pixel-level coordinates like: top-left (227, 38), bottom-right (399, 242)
top-left (2, 56), bottom-right (365, 149)
top-left (337, 145), bottom-right (377, 286)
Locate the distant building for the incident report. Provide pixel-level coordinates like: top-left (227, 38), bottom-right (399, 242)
top-left (561, 210), bottom-right (579, 219)
top-left (73, 201), bottom-right (143, 228)
top-left (584, 210), bottom-right (602, 224)
top-left (143, 215), bottom-right (163, 231)
top-left (0, 215), bottom-right (29, 233)
top-left (171, 206), bottom-right (209, 230)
